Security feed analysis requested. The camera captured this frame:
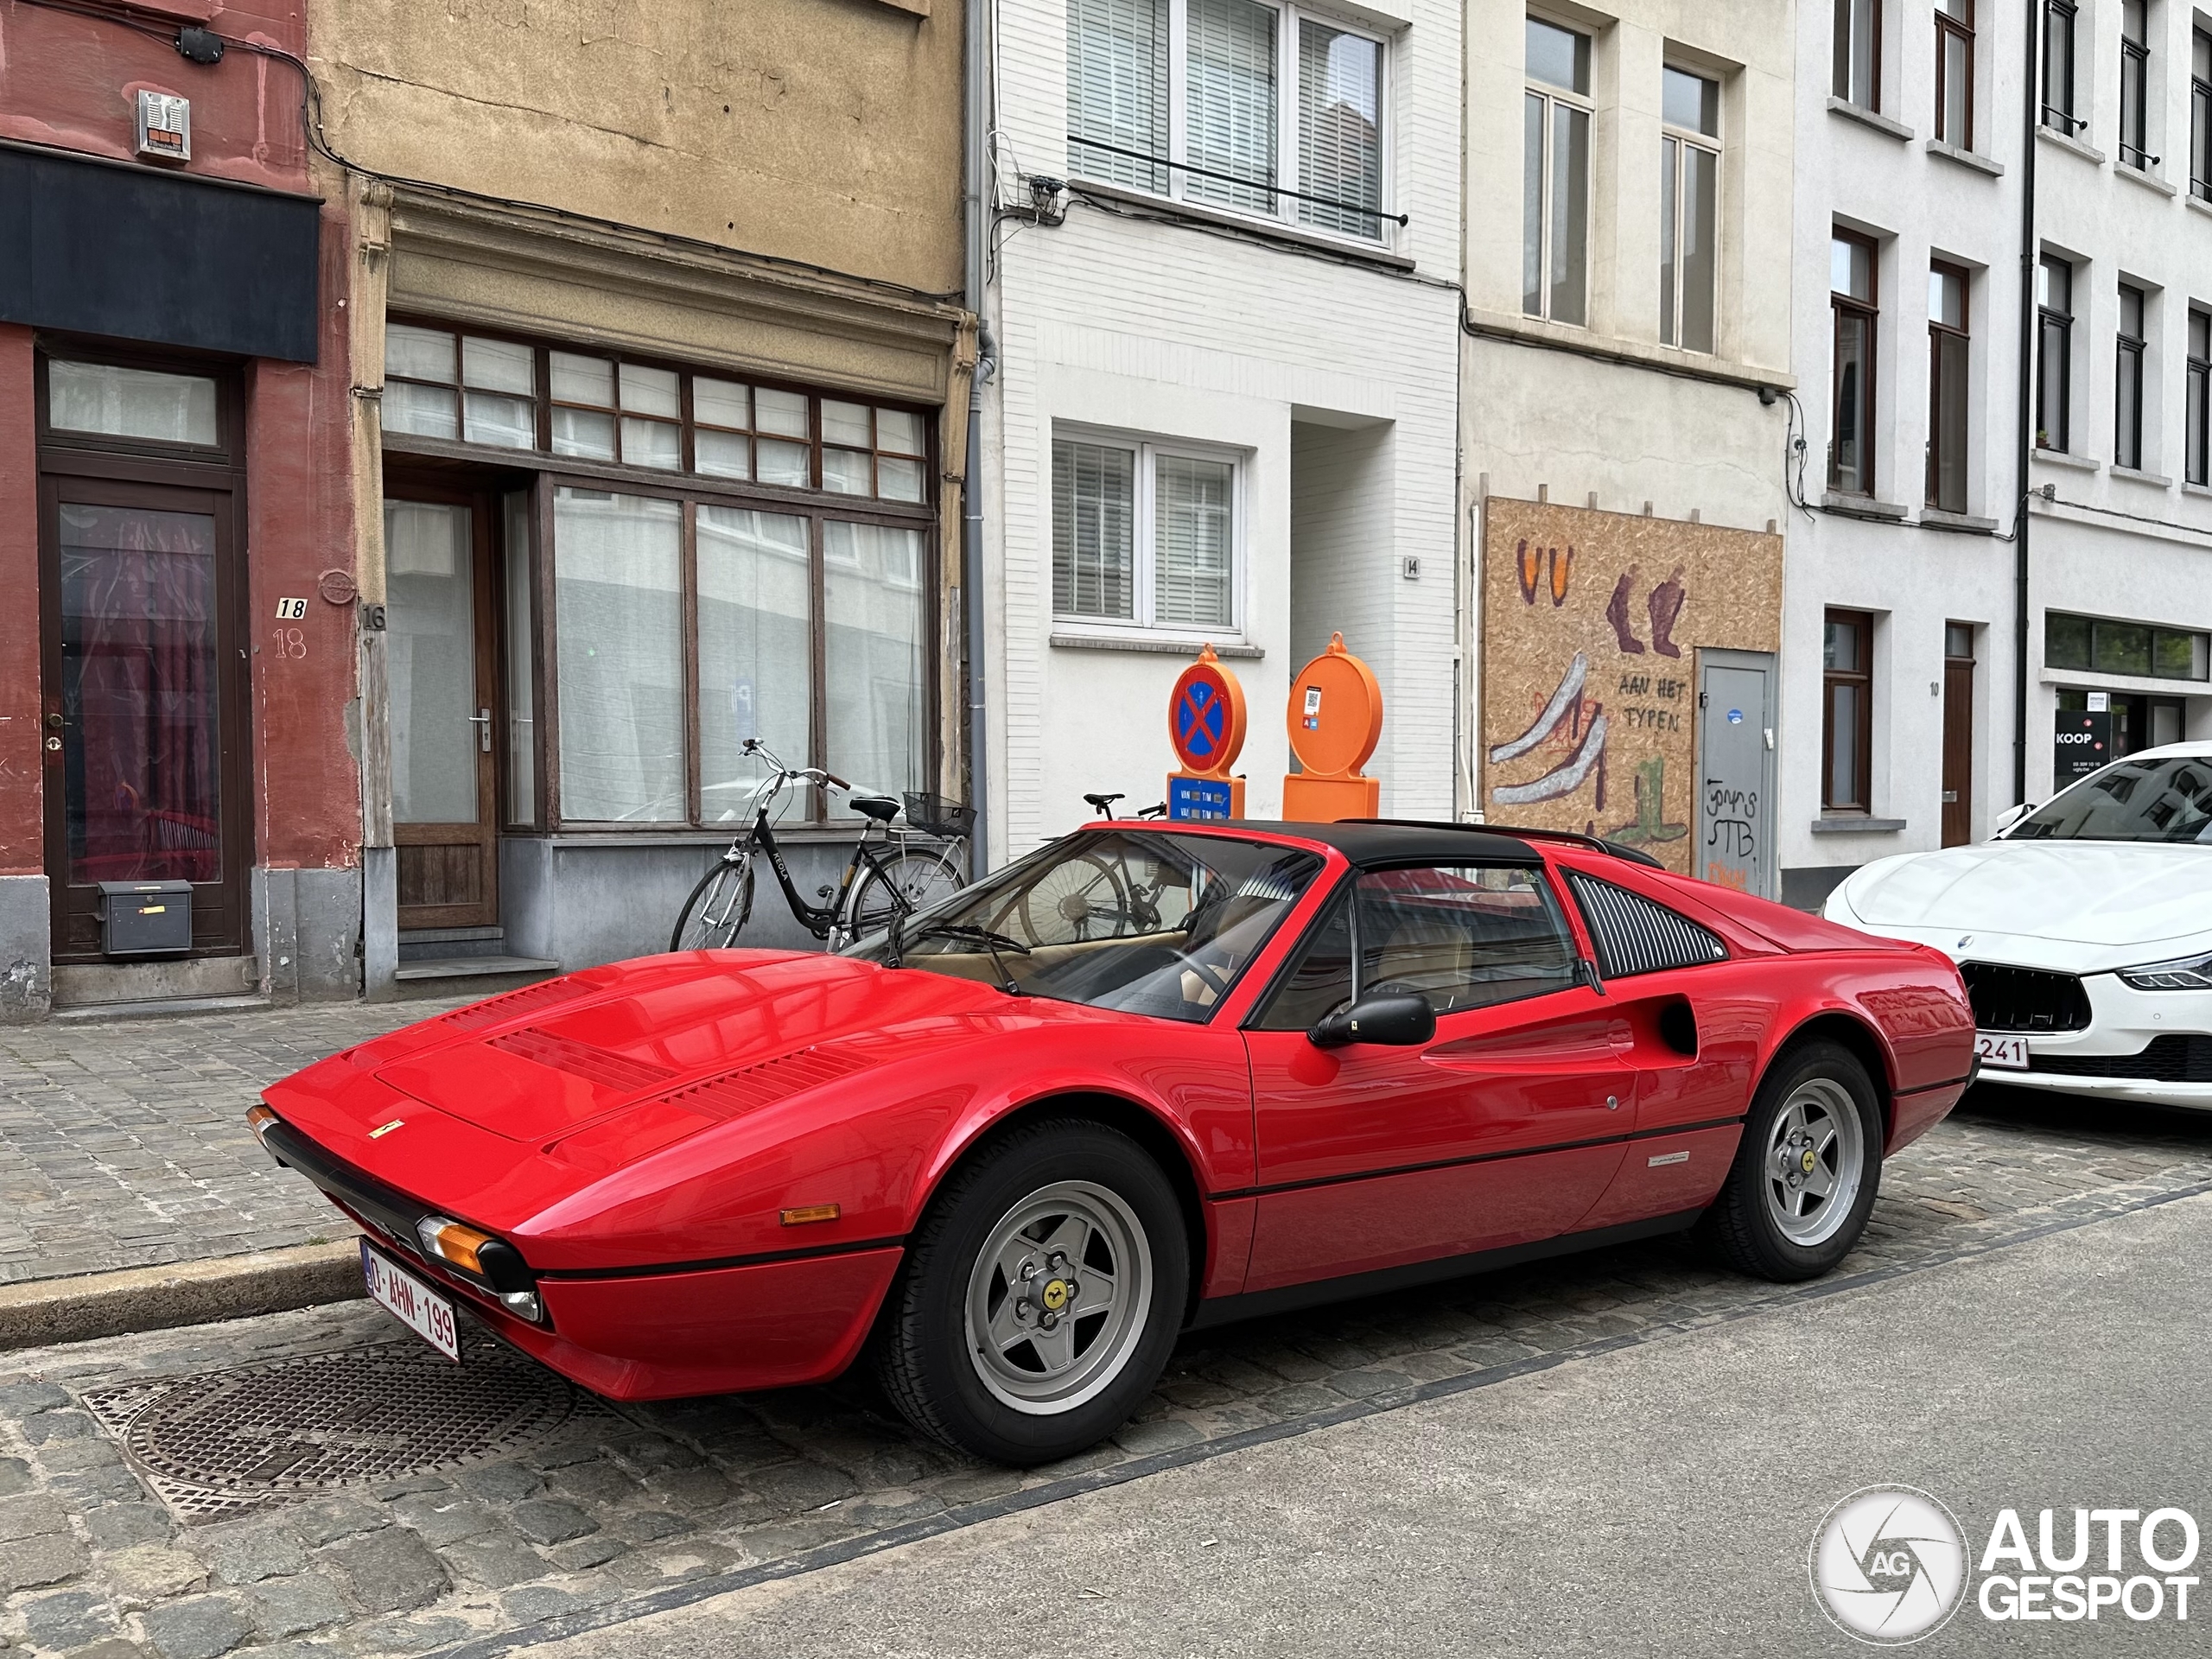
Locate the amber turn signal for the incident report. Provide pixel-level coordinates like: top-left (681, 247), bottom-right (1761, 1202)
top-left (245, 1104), bottom-right (279, 1141)
top-left (779, 1203), bottom-right (841, 1226)
top-left (416, 1216), bottom-right (496, 1274)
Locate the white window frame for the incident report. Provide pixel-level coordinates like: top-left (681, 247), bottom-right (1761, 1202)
top-left (1659, 67), bottom-right (1722, 353)
top-left (1066, 0), bottom-right (1395, 249)
top-left (1050, 424), bottom-right (1248, 639)
top-left (1524, 11), bottom-right (1594, 326)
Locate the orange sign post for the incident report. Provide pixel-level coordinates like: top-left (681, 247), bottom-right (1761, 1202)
top-left (1165, 644), bottom-right (1247, 820)
top-left (1282, 632), bottom-right (1382, 822)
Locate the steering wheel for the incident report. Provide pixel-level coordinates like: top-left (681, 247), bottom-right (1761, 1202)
top-left (1173, 949), bottom-right (1234, 998)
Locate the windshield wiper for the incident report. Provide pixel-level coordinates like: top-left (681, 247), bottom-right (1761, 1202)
top-left (899, 921), bottom-right (1033, 995)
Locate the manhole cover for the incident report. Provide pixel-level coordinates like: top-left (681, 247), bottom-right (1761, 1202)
top-left (80, 1336), bottom-right (613, 1522)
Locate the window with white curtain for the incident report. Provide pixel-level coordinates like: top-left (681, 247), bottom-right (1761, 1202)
top-left (1052, 433), bottom-right (1239, 632)
top-left (1066, 0), bottom-right (1389, 243)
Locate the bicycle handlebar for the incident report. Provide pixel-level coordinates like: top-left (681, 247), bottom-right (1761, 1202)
top-left (742, 738), bottom-right (852, 796)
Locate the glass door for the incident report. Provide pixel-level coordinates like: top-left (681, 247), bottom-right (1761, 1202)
top-left (39, 478), bottom-right (248, 961)
top-left (385, 492), bottom-right (499, 930)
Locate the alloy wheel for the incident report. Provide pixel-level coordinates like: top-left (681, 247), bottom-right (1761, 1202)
top-left (1763, 1077), bottom-right (1866, 1247)
top-left (963, 1180), bottom-right (1152, 1415)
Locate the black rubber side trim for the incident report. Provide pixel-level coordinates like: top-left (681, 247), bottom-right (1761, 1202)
top-left (1209, 1116), bottom-right (1745, 1202)
top-left (1900, 1072), bottom-right (1975, 1096)
top-left (1184, 1209), bottom-right (1707, 1331)
top-left (531, 1236), bottom-right (908, 1282)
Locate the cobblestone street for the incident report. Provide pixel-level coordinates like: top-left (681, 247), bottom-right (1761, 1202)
top-left (0, 1005), bottom-right (467, 1287)
top-left (3, 1076), bottom-right (2209, 1659)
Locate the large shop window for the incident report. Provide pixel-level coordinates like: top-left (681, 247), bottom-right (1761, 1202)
top-left (383, 321), bottom-right (936, 830)
top-left (2046, 613), bottom-right (2210, 682)
top-left (1052, 434), bottom-right (1238, 632)
top-left (1065, 0), bottom-right (1389, 243)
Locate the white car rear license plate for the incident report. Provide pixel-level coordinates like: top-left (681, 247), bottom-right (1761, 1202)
top-left (1975, 1032), bottom-right (2031, 1071)
top-left (361, 1241), bottom-right (461, 1361)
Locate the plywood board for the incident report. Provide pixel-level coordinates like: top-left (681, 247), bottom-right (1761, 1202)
top-left (1480, 500), bottom-right (1783, 877)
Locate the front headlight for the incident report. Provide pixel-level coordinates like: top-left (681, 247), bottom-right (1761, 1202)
top-left (2117, 952), bottom-right (2212, 991)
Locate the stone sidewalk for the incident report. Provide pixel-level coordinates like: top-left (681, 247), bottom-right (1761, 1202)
top-left (0, 1002), bottom-right (467, 1290)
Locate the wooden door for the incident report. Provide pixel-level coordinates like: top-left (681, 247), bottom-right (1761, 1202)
top-left (39, 475), bottom-right (251, 962)
top-left (385, 490), bottom-right (499, 930)
top-left (1941, 641), bottom-right (1974, 847)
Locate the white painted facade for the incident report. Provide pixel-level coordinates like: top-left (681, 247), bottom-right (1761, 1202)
top-left (1786, 0), bottom-right (2212, 909)
top-left (979, 0), bottom-right (1464, 855)
top-left (1461, 0), bottom-right (1797, 842)
top-left (1782, 0), bottom-right (2030, 907)
top-left (2024, 0), bottom-right (2212, 791)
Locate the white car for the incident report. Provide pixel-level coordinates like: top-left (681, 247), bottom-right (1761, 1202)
top-left (1824, 741), bottom-right (2212, 1110)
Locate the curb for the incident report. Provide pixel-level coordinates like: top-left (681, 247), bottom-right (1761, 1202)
top-left (0, 1238), bottom-right (367, 1351)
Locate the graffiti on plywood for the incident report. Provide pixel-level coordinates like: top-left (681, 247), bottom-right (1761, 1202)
top-left (1482, 502), bottom-right (1781, 877)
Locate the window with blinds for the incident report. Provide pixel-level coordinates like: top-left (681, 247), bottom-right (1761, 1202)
top-left (1052, 433), bottom-right (1238, 632)
top-left (1298, 21), bottom-right (1382, 237)
top-left (1052, 438), bottom-right (1137, 617)
top-left (1068, 0), bottom-right (1171, 192)
top-left (1064, 0), bottom-right (1389, 243)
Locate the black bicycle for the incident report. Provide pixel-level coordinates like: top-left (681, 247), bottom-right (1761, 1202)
top-left (671, 739), bottom-right (971, 951)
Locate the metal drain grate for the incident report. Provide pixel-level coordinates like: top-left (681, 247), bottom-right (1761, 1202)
top-left (80, 1337), bottom-right (612, 1522)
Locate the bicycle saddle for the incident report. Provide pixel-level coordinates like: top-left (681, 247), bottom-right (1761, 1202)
top-left (1084, 792), bottom-right (1124, 811)
top-left (850, 794), bottom-right (902, 823)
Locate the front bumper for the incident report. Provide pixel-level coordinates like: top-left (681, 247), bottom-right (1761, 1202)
top-left (257, 1113), bottom-right (903, 1399)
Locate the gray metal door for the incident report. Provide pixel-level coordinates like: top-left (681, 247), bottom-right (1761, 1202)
top-left (1695, 651), bottom-right (1777, 899)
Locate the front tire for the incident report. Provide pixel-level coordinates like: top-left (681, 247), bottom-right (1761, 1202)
top-left (671, 857), bottom-right (754, 951)
top-left (1698, 1039), bottom-right (1882, 1281)
top-left (874, 1120), bottom-right (1187, 1465)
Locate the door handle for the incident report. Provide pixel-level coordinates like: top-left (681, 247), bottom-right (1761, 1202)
top-left (469, 709), bottom-right (492, 753)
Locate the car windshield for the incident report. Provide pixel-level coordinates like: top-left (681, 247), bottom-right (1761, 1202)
top-left (2009, 754), bottom-right (2212, 843)
top-left (845, 830), bottom-right (1324, 1022)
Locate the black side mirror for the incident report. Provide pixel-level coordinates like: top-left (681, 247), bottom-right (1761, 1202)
top-left (1309, 993), bottom-right (1437, 1049)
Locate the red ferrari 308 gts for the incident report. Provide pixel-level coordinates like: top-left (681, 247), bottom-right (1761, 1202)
top-left (251, 820), bottom-right (1974, 1463)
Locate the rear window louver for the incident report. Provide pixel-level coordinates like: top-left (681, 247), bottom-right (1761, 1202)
top-left (1568, 874), bottom-right (1728, 979)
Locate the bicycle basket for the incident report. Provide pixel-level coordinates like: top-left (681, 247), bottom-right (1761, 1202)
top-left (902, 791), bottom-right (976, 839)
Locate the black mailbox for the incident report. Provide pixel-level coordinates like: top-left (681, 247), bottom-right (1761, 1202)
top-left (99, 880), bottom-right (193, 956)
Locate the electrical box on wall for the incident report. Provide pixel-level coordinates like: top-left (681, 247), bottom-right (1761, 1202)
top-left (135, 91), bottom-right (191, 162)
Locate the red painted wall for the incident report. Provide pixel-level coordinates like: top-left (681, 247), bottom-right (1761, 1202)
top-left (2, 0), bottom-right (361, 897)
top-left (0, 0), bottom-right (310, 195)
top-left (246, 199), bottom-right (362, 873)
top-left (0, 326), bottom-right (39, 880)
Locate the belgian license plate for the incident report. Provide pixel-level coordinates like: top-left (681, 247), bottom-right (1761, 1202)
top-left (360, 1241), bottom-right (461, 1361)
top-left (1975, 1032), bottom-right (2030, 1071)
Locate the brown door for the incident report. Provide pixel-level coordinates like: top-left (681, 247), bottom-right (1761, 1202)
top-left (39, 474), bottom-right (251, 963)
top-left (385, 489), bottom-right (499, 930)
top-left (1941, 626), bottom-right (1974, 847)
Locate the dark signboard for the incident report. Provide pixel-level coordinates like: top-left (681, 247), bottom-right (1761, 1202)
top-left (2053, 710), bottom-right (2113, 787)
top-left (0, 143), bottom-right (321, 363)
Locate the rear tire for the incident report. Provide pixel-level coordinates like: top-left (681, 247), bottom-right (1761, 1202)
top-left (845, 848), bottom-right (965, 943)
top-left (1698, 1039), bottom-right (1883, 1281)
top-left (671, 857), bottom-right (754, 951)
top-left (874, 1119), bottom-right (1187, 1465)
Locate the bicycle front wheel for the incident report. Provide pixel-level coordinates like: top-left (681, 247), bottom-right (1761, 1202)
top-left (671, 857), bottom-right (756, 951)
top-left (845, 848), bottom-right (966, 944)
